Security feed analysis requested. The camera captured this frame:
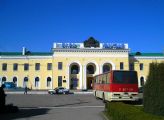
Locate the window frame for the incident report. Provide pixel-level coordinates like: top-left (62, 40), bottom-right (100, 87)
top-left (47, 63), bottom-right (52, 70)
top-left (2, 63), bottom-right (7, 71)
top-left (24, 63), bottom-right (29, 71)
top-left (13, 63), bottom-right (18, 71)
top-left (35, 63), bottom-right (40, 71)
top-left (120, 62), bottom-right (124, 70)
top-left (140, 63), bottom-right (144, 71)
top-left (58, 62), bottom-right (63, 70)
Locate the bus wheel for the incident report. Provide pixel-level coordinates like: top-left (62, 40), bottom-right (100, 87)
top-left (102, 93), bottom-right (106, 103)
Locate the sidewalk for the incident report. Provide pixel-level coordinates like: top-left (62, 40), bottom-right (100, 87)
top-left (5, 90), bottom-right (93, 95)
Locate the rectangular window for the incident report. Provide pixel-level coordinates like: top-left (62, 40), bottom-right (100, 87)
top-left (2, 63), bottom-right (7, 71)
top-left (140, 63), bottom-right (144, 70)
top-left (13, 63), bottom-right (18, 71)
top-left (35, 63), bottom-right (40, 71)
top-left (24, 63), bottom-right (29, 71)
top-left (47, 63), bottom-right (52, 70)
top-left (58, 76), bottom-right (62, 87)
top-left (58, 62), bottom-right (62, 70)
top-left (120, 62), bottom-right (124, 70)
top-left (130, 63), bottom-right (134, 71)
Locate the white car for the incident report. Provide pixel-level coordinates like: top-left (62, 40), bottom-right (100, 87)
top-left (48, 87), bottom-right (69, 95)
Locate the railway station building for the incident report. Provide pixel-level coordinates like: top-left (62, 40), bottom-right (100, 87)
top-left (0, 38), bottom-right (164, 90)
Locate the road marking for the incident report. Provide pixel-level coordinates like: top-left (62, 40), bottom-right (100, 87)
top-left (20, 106), bottom-right (105, 109)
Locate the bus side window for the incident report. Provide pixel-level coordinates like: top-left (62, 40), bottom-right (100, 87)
top-left (96, 76), bottom-right (99, 83)
top-left (106, 73), bottom-right (110, 84)
top-left (94, 78), bottom-right (96, 84)
top-left (99, 76), bottom-right (102, 84)
top-left (105, 74), bottom-right (108, 84)
top-left (102, 75), bottom-right (104, 84)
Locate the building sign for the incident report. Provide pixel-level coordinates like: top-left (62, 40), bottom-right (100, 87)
top-left (54, 43), bottom-right (128, 49)
top-left (56, 43), bottom-right (81, 49)
top-left (102, 43), bottom-right (128, 49)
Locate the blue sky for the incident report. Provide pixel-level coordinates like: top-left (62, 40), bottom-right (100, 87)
top-left (0, 0), bottom-right (163, 52)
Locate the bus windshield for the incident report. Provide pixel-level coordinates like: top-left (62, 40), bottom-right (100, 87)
top-left (113, 71), bottom-right (138, 84)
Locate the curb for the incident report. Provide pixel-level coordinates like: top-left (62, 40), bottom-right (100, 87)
top-left (100, 111), bottom-right (110, 120)
top-left (5, 91), bottom-right (93, 95)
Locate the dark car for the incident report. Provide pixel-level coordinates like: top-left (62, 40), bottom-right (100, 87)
top-left (48, 87), bottom-right (69, 95)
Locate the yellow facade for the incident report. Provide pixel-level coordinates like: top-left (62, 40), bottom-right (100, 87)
top-left (0, 43), bottom-right (164, 90)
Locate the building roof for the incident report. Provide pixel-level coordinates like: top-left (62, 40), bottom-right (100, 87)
top-left (0, 52), bottom-right (53, 56)
top-left (130, 53), bottom-right (164, 57)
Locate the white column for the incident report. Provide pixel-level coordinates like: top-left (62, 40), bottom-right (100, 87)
top-left (67, 64), bottom-right (70, 89)
top-left (83, 65), bottom-right (87, 90)
top-left (79, 65), bottom-right (83, 89)
top-left (99, 64), bottom-right (103, 74)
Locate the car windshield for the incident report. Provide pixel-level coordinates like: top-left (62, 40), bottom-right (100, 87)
top-left (59, 87), bottom-right (64, 89)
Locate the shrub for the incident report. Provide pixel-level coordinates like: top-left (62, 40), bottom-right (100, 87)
top-left (105, 102), bottom-right (164, 120)
top-left (144, 62), bottom-right (164, 116)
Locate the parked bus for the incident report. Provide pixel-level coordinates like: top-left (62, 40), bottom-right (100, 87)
top-left (93, 70), bottom-right (139, 102)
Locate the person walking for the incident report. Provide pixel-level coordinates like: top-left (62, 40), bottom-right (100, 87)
top-left (0, 84), bottom-right (6, 108)
top-left (24, 86), bottom-right (28, 94)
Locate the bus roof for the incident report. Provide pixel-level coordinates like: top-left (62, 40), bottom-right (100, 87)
top-left (94, 70), bottom-right (137, 77)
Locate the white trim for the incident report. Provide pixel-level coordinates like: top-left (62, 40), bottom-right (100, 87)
top-left (53, 53), bottom-right (128, 58)
top-left (0, 56), bottom-right (52, 59)
top-left (53, 48), bottom-right (129, 52)
top-left (134, 56), bottom-right (164, 59)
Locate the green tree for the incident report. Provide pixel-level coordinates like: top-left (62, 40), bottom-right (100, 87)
top-left (144, 62), bottom-right (164, 116)
top-left (83, 37), bottom-right (100, 48)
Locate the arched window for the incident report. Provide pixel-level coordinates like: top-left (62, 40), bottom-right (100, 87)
top-left (2, 77), bottom-right (6, 84)
top-left (87, 65), bottom-right (95, 74)
top-left (140, 77), bottom-right (144, 87)
top-left (13, 77), bottom-right (17, 87)
top-left (71, 65), bottom-right (79, 74)
top-left (35, 77), bottom-right (39, 88)
top-left (103, 63), bottom-right (111, 73)
top-left (23, 77), bottom-right (28, 87)
top-left (47, 77), bottom-right (51, 87)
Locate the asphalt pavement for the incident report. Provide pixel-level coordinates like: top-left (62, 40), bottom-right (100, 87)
top-left (1, 94), bottom-right (105, 120)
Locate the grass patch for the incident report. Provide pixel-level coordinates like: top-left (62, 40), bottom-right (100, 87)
top-left (105, 102), bottom-right (164, 120)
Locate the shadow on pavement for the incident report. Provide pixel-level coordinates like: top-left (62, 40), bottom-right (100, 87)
top-left (0, 108), bottom-right (50, 120)
top-left (54, 101), bottom-right (89, 107)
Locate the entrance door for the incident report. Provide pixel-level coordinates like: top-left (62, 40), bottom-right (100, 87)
top-left (71, 77), bottom-right (78, 89)
top-left (87, 77), bottom-right (93, 89)
top-left (58, 76), bottom-right (62, 87)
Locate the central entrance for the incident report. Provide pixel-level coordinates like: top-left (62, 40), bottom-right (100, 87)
top-left (86, 63), bottom-right (96, 89)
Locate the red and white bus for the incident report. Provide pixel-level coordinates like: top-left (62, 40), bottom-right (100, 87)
top-left (93, 70), bottom-right (139, 102)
